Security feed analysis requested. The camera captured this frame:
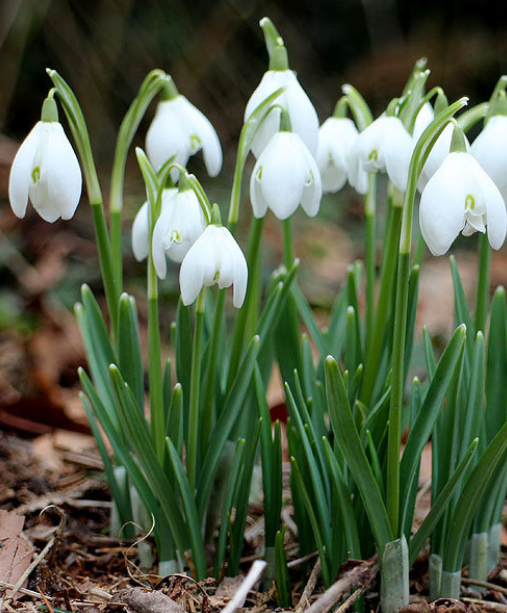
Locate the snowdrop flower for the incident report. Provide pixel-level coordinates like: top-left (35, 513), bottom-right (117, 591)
top-left (244, 18), bottom-right (318, 158)
top-left (420, 151), bottom-right (507, 256)
top-left (316, 116), bottom-right (359, 193)
top-left (146, 80), bottom-right (222, 179)
top-left (152, 187), bottom-right (207, 279)
top-left (471, 114), bottom-right (507, 195)
top-left (9, 97), bottom-right (82, 222)
top-left (245, 70), bottom-right (319, 158)
top-left (250, 129), bottom-right (322, 220)
top-left (179, 207), bottom-right (247, 308)
top-left (131, 188), bottom-right (177, 262)
top-left (348, 115), bottom-right (413, 194)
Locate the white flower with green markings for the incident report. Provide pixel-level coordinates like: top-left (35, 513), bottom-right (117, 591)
top-left (420, 151), bottom-right (507, 255)
top-left (316, 117), bottom-right (359, 193)
top-left (146, 81), bottom-right (222, 178)
top-left (152, 188), bottom-right (207, 279)
top-left (348, 115), bottom-right (413, 194)
top-left (9, 97), bottom-right (82, 223)
top-left (179, 212), bottom-right (247, 308)
top-left (250, 130), bottom-right (322, 220)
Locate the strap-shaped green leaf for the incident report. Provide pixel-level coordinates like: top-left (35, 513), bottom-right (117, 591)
top-left (322, 437), bottom-right (361, 560)
top-left (325, 356), bottom-right (392, 551)
top-left (196, 335), bottom-right (259, 519)
top-left (409, 439), bottom-right (478, 565)
top-left (486, 286), bottom-right (507, 442)
top-left (399, 325), bottom-right (465, 530)
top-left (443, 415), bottom-right (507, 573)
top-left (118, 294), bottom-right (144, 412)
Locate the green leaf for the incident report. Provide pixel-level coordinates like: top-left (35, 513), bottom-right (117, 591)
top-left (213, 439), bottom-right (246, 578)
top-left (196, 336), bottom-right (259, 519)
top-left (228, 420), bottom-right (262, 575)
top-left (325, 356), bottom-right (392, 551)
top-left (285, 382), bottom-right (331, 545)
top-left (166, 383), bottom-right (183, 456)
top-left (291, 285), bottom-right (327, 355)
top-left (175, 299), bottom-right (193, 419)
top-left (450, 256), bottom-right (474, 359)
top-left (443, 415), bottom-right (507, 572)
top-left (486, 286), bottom-right (507, 442)
top-left (275, 527), bottom-right (291, 607)
top-left (290, 458), bottom-right (331, 586)
top-left (409, 438), bottom-right (478, 566)
top-left (118, 294), bottom-right (144, 412)
top-left (399, 325), bottom-right (466, 530)
top-left (322, 437), bottom-right (361, 559)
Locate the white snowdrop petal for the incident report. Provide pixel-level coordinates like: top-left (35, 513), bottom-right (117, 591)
top-left (471, 115), bottom-right (507, 191)
top-left (286, 81), bottom-right (319, 155)
top-left (146, 101), bottom-right (191, 172)
top-left (179, 97), bottom-right (223, 177)
top-left (300, 154), bottom-right (322, 217)
top-left (43, 124), bottom-right (82, 220)
top-left (413, 102), bottom-right (434, 142)
top-left (419, 156), bottom-right (467, 256)
top-left (132, 201), bottom-right (150, 261)
top-left (258, 133), bottom-right (306, 219)
top-left (382, 119), bottom-right (413, 192)
top-left (475, 167), bottom-right (507, 250)
top-left (180, 237), bottom-right (208, 305)
top-left (249, 162), bottom-right (269, 218)
top-left (8, 123), bottom-right (43, 219)
top-left (228, 234), bottom-right (248, 308)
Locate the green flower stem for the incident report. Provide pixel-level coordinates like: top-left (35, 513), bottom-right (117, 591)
top-left (147, 261), bottom-right (164, 463)
top-left (283, 218), bottom-right (294, 269)
top-left (387, 97), bottom-right (468, 537)
top-left (48, 69), bottom-right (120, 339)
top-left (109, 70), bottom-right (171, 284)
top-left (458, 102), bottom-right (488, 133)
top-left (365, 173), bottom-right (377, 352)
top-left (475, 232), bottom-right (491, 333)
top-left (90, 202), bottom-right (121, 341)
top-left (187, 289), bottom-right (206, 490)
top-left (200, 288), bottom-right (227, 456)
top-left (360, 191), bottom-right (403, 406)
top-left (227, 217), bottom-right (264, 391)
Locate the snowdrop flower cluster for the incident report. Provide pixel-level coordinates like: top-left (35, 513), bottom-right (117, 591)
top-left (419, 127), bottom-right (507, 256)
top-left (179, 206), bottom-right (248, 308)
top-left (9, 96), bottom-right (82, 222)
top-left (146, 79), bottom-right (222, 180)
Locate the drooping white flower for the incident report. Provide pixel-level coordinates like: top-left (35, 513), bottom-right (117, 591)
top-left (146, 95), bottom-right (222, 178)
top-left (152, 188), bottom-right (207, 279)
top-left (179, 224), bottom-right (248, 308)
top-left (9, 120), bottom-right (82, 222)
top-left (245, 70), bottom-right (319, 158)
top-left (471, 115), bottom-right (507, 194)
top-left (316, 117), bottom-right (359, 193)
top-left (348, 115), bottom-right (413, 194)
top-left (131, 188), bottom-right (177, 262)
top-left (419, 151), bottom-right (507, 256)
top-left (250, 131), bottom-right (322, 220)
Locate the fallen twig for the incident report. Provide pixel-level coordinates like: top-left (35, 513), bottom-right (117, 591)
top-left (305, 557), bottom-right (379, 613)
top-left (222, 560), bottom-right (267, 613)
top-left (462, 597), bottom-right (507, 612)
top-left (296, 558), bottom-right (322, 612)
top-left (461, 577), bottom-right (507, 596)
